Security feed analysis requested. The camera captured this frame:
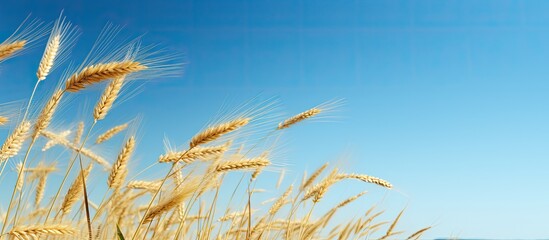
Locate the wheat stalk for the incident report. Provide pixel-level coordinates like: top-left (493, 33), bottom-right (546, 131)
top-left (190, 118), bottom-right (250, 148)
top-left (95, 123), bottom-right (128, 144)
top-left (64, 61), bottom-right (146, 92)
top-left (108, 136), bottom-right (135, 189)
top-left (0, 121), bottom-right (31, 161)
top-left (0, 40), bottom-right (26, 61)
top-left (8, 224), bottom-right (75, 239)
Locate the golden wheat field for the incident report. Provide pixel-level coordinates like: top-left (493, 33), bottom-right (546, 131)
top-left (0, 14), bottom-right (430, 240)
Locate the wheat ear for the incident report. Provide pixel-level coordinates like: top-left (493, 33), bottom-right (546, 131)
top-left (406, 226), bottom-right (431, 240)
top-left (95, 123), bottom-right (128, 144)
top-left (94, 77), bottom-right (125, 121)
top-left (215, 156), bottom-right (270, 172)
top-left (0, 121), bottom-right (31, 161)
top-left (35, 175), bottom-right (47, 207)
top-left (108, 136), bottom-right (135, 189)
top-left (379, 209), bottom-right (405, 240)
top-left (36, 35), bottom-right (60, 81)
top-left (41, 130), bottom-right (111, 169)
top-left (277, 108), bottom-right (321, 129)
top-left (190, 118), bottom-right (250, 148)
top-left (338, 173), bottom-right (393, 189)
top-left (64, 61), bottom-right (146, 92)
top-left (143, 180), bottom-right (200, 223)
top-left (127, 180), bottom-right (163, 192)
top-left (336, 191), bottom-right (368, 208)
top-left (159, 141), bottom-right (230, 163)
top-left (61, 164), bottom-right (92, 213)
top-left (0, 40), bottom-right (26, 61)
top-left (302, 168), bottom-right (339, 202)
top-left (42, 129), bottom-right (70, 151)
top-left (14, 163), bottom-right (25, 191)
top-left (269, 185), bottom-right (293, 215)
top-left (300, 163), bottom-right (328, 190)
top-left (0, 116), bottom-right (8, 125)
top-left (8, 224), bottom-right (75, 239)
top-left (73, 121), bottom-right (84, 145)
top-left (33, 89), bottom-right (63, 140)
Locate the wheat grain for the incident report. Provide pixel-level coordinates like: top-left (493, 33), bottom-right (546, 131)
top-left (0, 40), bottom-right (26, 61)
top-left (33, 89), bottom-right (63, 140)
top-left (190, 118), bottom-right (250, 148)
top-left (64, 61), bottom-right (146, 92)
top-left (42, 129), bottom-right (70, 151)
top-left (379, 209), bottom-right (404, 240)
top-left (302, 168), bottom-right (339, 203)
top-left (277, 108), bottom-right (321, 130)
top-left (0, 116), bottom-right (8, 125)
top-left (108, 136), bottom-right (135, 189)
top-left (127, 180), bottom-right (162, 192)
top-left (338, 173), bottom-right (393, 189)
top-left (300, 163), bottom-right (328, 190)
top-left (94, 77), bottom-right (125, 120)
top-left (61, 164), bottom-right (92, 213)
top-left (73, 121), bottom-right (84, 145)
top-left (15, 162), bottom-right (25, 191)
top-left (215, 156), bottom-right (270, 172)
top-left (41, 130), bottom-right (111, 169)
top-left (9, 224), bottom-right (75, 239)
top-left (95, 123), bottom-right (128, 144)
top-left (35, 175), bottom-right (47, 207)
top-left (143, 180), bottom-right (199, 223)
top-left (336, 191), bottom-right (368, 209)
top-left (269, 185), bottom-right (293, 215)
top-left (0, 121), bottom-right (31, 161)
top-left (36, 35), bottom-right (60, 81)
top-left (406, 226), bottom-right (431, 240)
top-left (159, 141), bottom-right (230, 163)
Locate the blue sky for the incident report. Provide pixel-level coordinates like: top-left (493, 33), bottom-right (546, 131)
top-left (1, 0), bottom-right (549, 238)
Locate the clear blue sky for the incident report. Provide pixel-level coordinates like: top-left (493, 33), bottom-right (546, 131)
top-left (1, 0), bottom-right (549, 239)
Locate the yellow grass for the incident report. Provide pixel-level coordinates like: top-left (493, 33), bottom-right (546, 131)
top-left (0, 15), bottom-right (429, 240)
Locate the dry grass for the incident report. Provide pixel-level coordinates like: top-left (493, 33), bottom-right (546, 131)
top-left (0, 14), bottom-right (430, 240)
